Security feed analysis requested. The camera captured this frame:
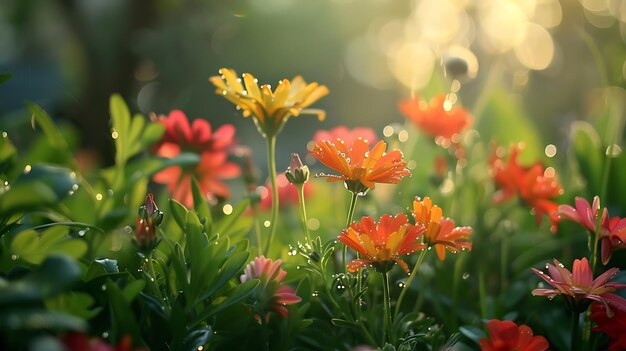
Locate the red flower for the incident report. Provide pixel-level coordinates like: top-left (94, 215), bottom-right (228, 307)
top-left (62, 332), bottom-right (146, 351)
top-left (134, 193), bottom-right (163, 251)
top-left (312, 126), bottom-right (378, 148)
top-left (152, 110), bottom-right (240, 207)
top-left (558, 196), bottom-right (602, 232)
top-left (399, 95), bottom-right (472, 144)
top-left (600, 214), bottom-right (626, 265)
top-left (591, 302), bottom-right (626, 351)
top-left (240, 256), bottom-right (301, 321)
top-left (312, 138), bottom-right (410, 195)
top-left (532, 257), bottom-right (626, 316)
top-left (412, 197), bottom-right (472, 261)
top-left (490, 145), bottom-right (563, 232)
top-left (259, 173), bottom-right (313, 210)
top-left (479, 319), bottom-right (550, 351)
top-left (339, 214), bottom-right (426, 273)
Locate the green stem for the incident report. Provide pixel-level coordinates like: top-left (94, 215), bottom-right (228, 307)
top-left (147, 251), bottom-right (168, 313)
top-left (500, 233), bottom-right (509, 293)
top-left (296, 184), bottom-right (311, 244)
top-left (451, 253), bottom-right (467, 331)
top-left (394, 249), bottom-right (427, 319)
top-left (343, 192), bottom-right (359, 271)
top-left (382, 271), bottom-right (392, 346)
top-left (478, 270), bottom-right (488, 320)
top-left (571, 311), bottom-right (580, 351)
top-left (251, 203), bottom-right (263, 255)
top-left (264, 136), bottom-right (279, 256)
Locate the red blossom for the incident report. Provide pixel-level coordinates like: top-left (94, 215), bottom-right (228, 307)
top-left (591, 302), bottom-right (626, 351)
top-left (479, 319), bottom-right (550, 351)
top-left (399, 95), bottom-right (472, 143)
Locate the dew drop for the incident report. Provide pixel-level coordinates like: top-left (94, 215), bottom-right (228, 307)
top-left (462, 272), bottom-right (470, 280)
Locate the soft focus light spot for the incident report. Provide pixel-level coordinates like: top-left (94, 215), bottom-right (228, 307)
top-left (440, 178), bottom-right (455, 195)
top-left (407, 160), bottom-right (417, 170)
top-left (535, 0), bottom-right (563, 28)
top-left (443, 99), bottom-right (453, 111)
top-left (111, 130), bottom-right (119, 139)
top-left (345, 35), bottom-right (393, 89)
top-left (383, 125), bottom-right (394, 138)
top-left (514, 70), bottom-right (529, 86)
top-left (480, 0), bottom-right (528, 53)
top-left (96, 193), bottom-right (103, 201)
top-left (257, 186), bottom-right (269, 199)
top-left (451, 80), bottom-right (461, 92)
top-left (413, 0), bottom-right (462, 45)
top-left (585, 9), bottom-right (616, 28)
top-left (24, 164), bottom-right (32, 173)
top-left (1, 132), bottom-right (7, 138)
top-left (264, 220), bottom-right (271, 228)
top-left (388, 41), bottom-right (435, 89)
top-left (607, 144), bottom-right (623, 157)
top-left (545, 144), bottom-right (557, 157)
top-left (514, 23), bottom-right (555, 70)
top-left (544, 167), bottom-right (556, 178)
top-left (137, 82), bottom-right (161, 114)
top-left (307, 218), bottom-right (320, 230)
top-left (223, 204), bottom-right (233, 215)
top-left (581, 0), bottom-right (609, 12)
top-left (398, 130), bottom-right (409, 142)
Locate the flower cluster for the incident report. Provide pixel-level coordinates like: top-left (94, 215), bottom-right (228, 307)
top-left (490, 144), bottom-right (563, 232)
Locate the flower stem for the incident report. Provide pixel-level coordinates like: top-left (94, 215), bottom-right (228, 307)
top-left (342, 192), bottom-right (359, 271)
top-left (147, 251), bottom-right (168, 313)
top-left (394, 249), bottom-right (427, 319)
top-left (571, 311), bottom-right (580, 351)
top-left (296, 184), bottom-right (311, 244)
top-left (382, 271), bottom-right (392, 346)
top-left (264, 136), bottom-right (279, 255)
top-left (500, 233), bottom-right (509, 293)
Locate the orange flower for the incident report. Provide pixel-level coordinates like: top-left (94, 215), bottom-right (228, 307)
top-left (312, 126), bottom-right (378, 147)
top-left (209, 68), bottom-right (328, 137)
top-left (399, 95), bottom-right (472, 144)
top-left (479, 320), bottom-right (550, 351)
top-left (490, 145), bottom-right (563, 232)
top-left (339, 214), bottom-right (426, 273)
top-left (311, 138), bottom-right (410, 195)
top-left (413, 197), bottom-right (472, 261)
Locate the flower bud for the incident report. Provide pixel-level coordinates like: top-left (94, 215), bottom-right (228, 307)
top-left (134, 193), bottom-right (163, 251)
top-left (285, 153), bottom-right (309, 185)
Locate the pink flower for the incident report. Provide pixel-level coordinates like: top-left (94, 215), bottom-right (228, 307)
top-left (600, 215), bottom-right (626, 265)
top-left (312, 126), bottom-right (378, 148)
top-left (152, 110), bottom-right (240, 207)
top-left (531, 257), bottom-right (626, 316)
top-left (591, 302), bottom-right (626, 351)
top-left (558, 196), bottom-right (602, 232)
top-left (479, 319), bottom-right (550, 351)
top-left (241, 256), bottom-right (301, 321)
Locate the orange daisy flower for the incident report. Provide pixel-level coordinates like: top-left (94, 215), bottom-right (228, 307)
top-left (490, 145), bottom-right (563, 232)
top-left (399, 95), bottom-right (472, 144)
top-left (311, 138), bottom-right (410, 195)
top-left (339, 214), bottom-right (426, 273)
top-left (413, 196), bottom-right (472, 261)
top-left (209, 68), bottom-right (329, 137)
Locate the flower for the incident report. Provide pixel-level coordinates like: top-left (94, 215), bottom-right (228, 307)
top-left (478, 319), bottom-right (550, 351)
top-left (399, 95), bottom-right (472, 145)
top-left (209, 68), bottom-right (329, 137)
top-left (591, 302), bottom-right (626, 351)
top-left (490, 145), bottom-right (563, 232)
top-left (259, 173), bottom-right (312, 210)
top-left (62, 332), bottom-right (146, 351)
top-left (134, 193), bottom-right (163, 251)
top-left (311, 126), bottom-right (378, 147)
top-left (412, 197), bottom-right (472, 261)
top-left (339, 214), bottom-right (426, 273)
top-left (152, 111), bottom-right (240, 207)
top-left (531, 257), bottom-right (626, 316)
top-left (156, 109), bottom-right (236, 153)
top-left (241, 256), bottom-right (301, 321)
top-left (600, 214), bottom-right (626, 265)
top-left (558, 196), bottom-right (602, 232)
top-left (312, 138), bottom-right (410, 195)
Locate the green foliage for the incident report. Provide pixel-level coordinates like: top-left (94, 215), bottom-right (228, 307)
top-left (10, 226), bottom-right (87, 264)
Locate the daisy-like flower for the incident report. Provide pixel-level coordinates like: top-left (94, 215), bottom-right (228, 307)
top-left (209, 68), bottom-right (329, 137)
top-left (339, 214), bottom-right (426, 273)
top-left (311, 126), bottom-right (378, 148)
top-left (412, 196), bottom-right (472, 261)
top-left (558, 196), bottom-right (602, 232)
top-left (241, 256), bottom-right (301, 321)
top-left (479, 319), bottom-right (550, 351)
top-left (399, 95), bottom-right (472, 146)
top-left (531, 257), bottom-right (626, 316)
top-left (490, 144), bottom-right (563, 232)
top-left (312, 138), bottom-right (410, 195)
top-left (152, 111), bottom-right (240, 207)
top-left (591, 302), bottom-right (626, 351)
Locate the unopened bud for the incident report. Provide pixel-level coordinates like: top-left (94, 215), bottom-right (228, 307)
top-left (285, 153), bottom-right (309, 185)
top-left (134, 193), bottom-right (163, 251)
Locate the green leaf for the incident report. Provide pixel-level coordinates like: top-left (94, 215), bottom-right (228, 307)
top-left (191, 177), bottom-right (212, 230)
top-left (572, 121), bottom-right (603, 194)
top-left (170, 243), bottom-right (190, 292)
top-left (331, 318), bottom-right (358, 328)
top-left (110, 94), bottom-right (132, 166)
top-left (182, 326), bottom-right (212, 350)
top-left (122, 279), bottom-right (146, 301)
top-left (11, 226), bottom-right (87, 264)
top-left (0, 133), bottom-right (16, 174)
top-left (45, 292), bottom-right (101, 320)
top-left (193, 279), bottom-right (259, 324)
top-left (169, 199), bottom-right (189, 230)
top-left (0, 309), bottom-right (86, 331)
top-left (27, 102), bottom-right (69, 152)
top-left (105, 280), bottom-right (143, 343)
top-left (197, 251), bottom-right (249, 304)
top-left (459, 326), bottom-right (485, 342)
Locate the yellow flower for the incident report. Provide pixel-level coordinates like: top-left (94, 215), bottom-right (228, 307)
top-left (209, 68), bottom-right (329, 137)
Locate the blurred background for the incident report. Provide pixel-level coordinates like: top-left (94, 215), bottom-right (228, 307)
top-left (0, 0), bottom-right (625, 171)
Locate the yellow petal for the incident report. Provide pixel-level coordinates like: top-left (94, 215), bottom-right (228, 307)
top-left (243, 73), bottom-right (262, 102)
